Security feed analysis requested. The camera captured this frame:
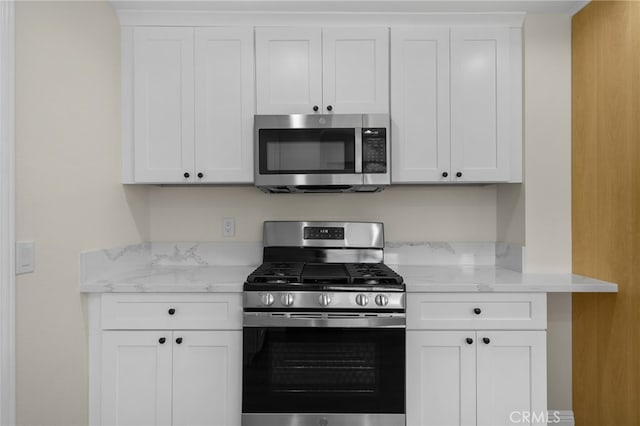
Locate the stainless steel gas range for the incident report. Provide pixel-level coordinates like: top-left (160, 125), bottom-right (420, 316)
top-left (242, 221), bottom-right (406, 426)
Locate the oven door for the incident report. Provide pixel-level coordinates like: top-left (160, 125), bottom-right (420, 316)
top-left (242, 315), bottom-right (405, 426)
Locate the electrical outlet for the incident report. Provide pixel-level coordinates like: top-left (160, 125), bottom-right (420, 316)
top-left (222, 217), bottom-right (235, 237)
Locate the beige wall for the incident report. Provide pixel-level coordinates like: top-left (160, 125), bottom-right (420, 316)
top-left (15, 2), bottom-right (149, 425)
top-left (149, 185), bottom-right (498, 242)
top-left (522, 14), bottom-right (573, 410)
top-left (13, 3), bottom-right (576, 424)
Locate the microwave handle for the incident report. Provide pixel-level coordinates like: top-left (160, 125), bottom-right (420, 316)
top-left (355, 128), bottom-right (362, 174)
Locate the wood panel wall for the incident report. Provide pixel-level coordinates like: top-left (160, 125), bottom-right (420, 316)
top-left (572, 1), bottom-right (640, 425)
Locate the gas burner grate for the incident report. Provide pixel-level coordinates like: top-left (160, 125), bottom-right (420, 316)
top-left (345, 263), bottom-right (403, 286)
top-left (246, 261), bottom-right (304, 284)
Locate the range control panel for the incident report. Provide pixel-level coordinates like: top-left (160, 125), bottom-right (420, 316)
top-left (303, 227), bottom-right (345, 240)
top-left (362, 128), bottom-right (387, 174)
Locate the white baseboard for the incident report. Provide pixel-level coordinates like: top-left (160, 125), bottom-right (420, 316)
top-left (549, 410), bottom-right (574, 426)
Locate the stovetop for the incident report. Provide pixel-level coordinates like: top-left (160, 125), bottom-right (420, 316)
top-left (244, 261), bottom-right (404, 292)
top-left (244, 221), bottom-right (405, 311)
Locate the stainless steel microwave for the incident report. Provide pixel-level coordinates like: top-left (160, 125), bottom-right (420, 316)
top-left (254, 114), bottom-right (390, 193)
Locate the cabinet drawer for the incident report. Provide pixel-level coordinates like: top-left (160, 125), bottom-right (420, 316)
top-left (101, 293), bottom-right (242, 330)
top-left (407, 293), bottom-right (546, 330)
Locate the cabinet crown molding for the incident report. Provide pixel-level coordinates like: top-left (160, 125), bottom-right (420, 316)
top-left (110, 0), bottom-right (588, 16)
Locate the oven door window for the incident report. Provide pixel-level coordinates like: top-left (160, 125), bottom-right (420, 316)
top-left (259, 128), bottom-right (356, 174)
top-left (242, 327), bottom-right (405, 414)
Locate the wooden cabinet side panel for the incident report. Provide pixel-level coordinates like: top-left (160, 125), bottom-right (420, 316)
top-left (572, 2), bottom-right (640, 425)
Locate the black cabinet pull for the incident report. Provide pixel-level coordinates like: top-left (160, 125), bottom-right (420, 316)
top-left (197, 172), bottom-right (204, 179)
top-left (442, 172), bottom-right (449, 178)
top-left (176, 337), bottom-right (183, 344)
top-left (168, 308), bottom-right (176, 315)
top-left (313, 105), bottom-right (319, 112)
top-left (159, 337), bottom-right (166, 344)
top-left (466, 337), bottom-right (473, 345)
top-left (456, 172), bottom-right (462, 178)
top-left (483, 337), bottom-right (491, 345)
top-left (474, 308), bottom-right (482, 315)
top-left (183, 172), bottom-right (190, 179)
top-left (326, 105), bottom-right (333, 111)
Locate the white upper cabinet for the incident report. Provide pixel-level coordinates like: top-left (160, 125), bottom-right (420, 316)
top-left (322, 28), bottom-right (389, 114)
top-left (124, 26), bottom-right (255, 184)
top-left (450, 27), bottom-right (511, 183)
top-left (194, 27), bottom-right (254, 183)
top-left (391, 28), bottom-right (450, 183)
top-left (255, 27), bottom-right (323, 114)
top-left (391, 26), bottom-right (522, 184)
top-left (133, 27), bottom-right (195, 183)
top-left (255, 27), bottom-right (389, 114)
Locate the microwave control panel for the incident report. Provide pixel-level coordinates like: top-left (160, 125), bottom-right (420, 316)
top-left (362, 128), bottom-right (387, 173)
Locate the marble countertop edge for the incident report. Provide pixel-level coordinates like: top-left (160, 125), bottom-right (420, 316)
top-left (78, 264), bottom-right (617, 294)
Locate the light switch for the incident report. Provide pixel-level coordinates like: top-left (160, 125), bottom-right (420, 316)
top-left (16, 241), bottom-right (35, 274)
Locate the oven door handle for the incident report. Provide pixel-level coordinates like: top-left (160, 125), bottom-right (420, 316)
top-left (243, 312), bottom-right (406, 328)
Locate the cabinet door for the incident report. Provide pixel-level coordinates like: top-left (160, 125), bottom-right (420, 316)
top-left (195, 28), bottom-right (254, 183)
top-left (406, 331), bottom-right (476, 426)
top-left (390, 28), bottom-right (450, 183)
top-left (101, 331), bottom-right (173, 426)
top-left (255, 27), bottom-right (322, 114)
top-left (450, 28), bottom-right (510, 182)
top-left (476, 331), bottom-right (547, 426)
top-left (172, 331), bottom-right (242, 426)
top-left (322, 28), bottom-right (389, 114)
top-left (133, 27), bottom-right (195, 183)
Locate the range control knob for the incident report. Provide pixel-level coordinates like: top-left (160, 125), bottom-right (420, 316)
top-left (260, 293), bottom-right (275, 306)
top-left (355, 294), bottom-right (369, 306)
top-left (319, 293), bottom-right (332, 306)
top-left (375, 294), bottom-right (389, 307)
top-left (281, 293), bottom-right (295, 306)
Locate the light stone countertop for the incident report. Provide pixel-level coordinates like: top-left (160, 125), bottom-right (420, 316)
top-left (79, 264), bottom-right (617, 294)
top-left (79, 265), bottom-right (255, 293)
top-left (390, 265), bottom-right (617, 293)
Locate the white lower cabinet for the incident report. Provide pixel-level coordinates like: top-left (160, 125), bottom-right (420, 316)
top-left (91, 294), bottom-right (242, 426)
top-left (101, 331), bottom-right (173, 426)
top-left (406, 293), bottom-right (547, 426)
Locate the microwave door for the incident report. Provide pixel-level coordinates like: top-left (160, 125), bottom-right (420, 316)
top-left (258, 128), bottom-right (358, 175)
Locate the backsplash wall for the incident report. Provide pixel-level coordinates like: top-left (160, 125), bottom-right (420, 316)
top-left (149, 185), bottom-right (498, 241)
